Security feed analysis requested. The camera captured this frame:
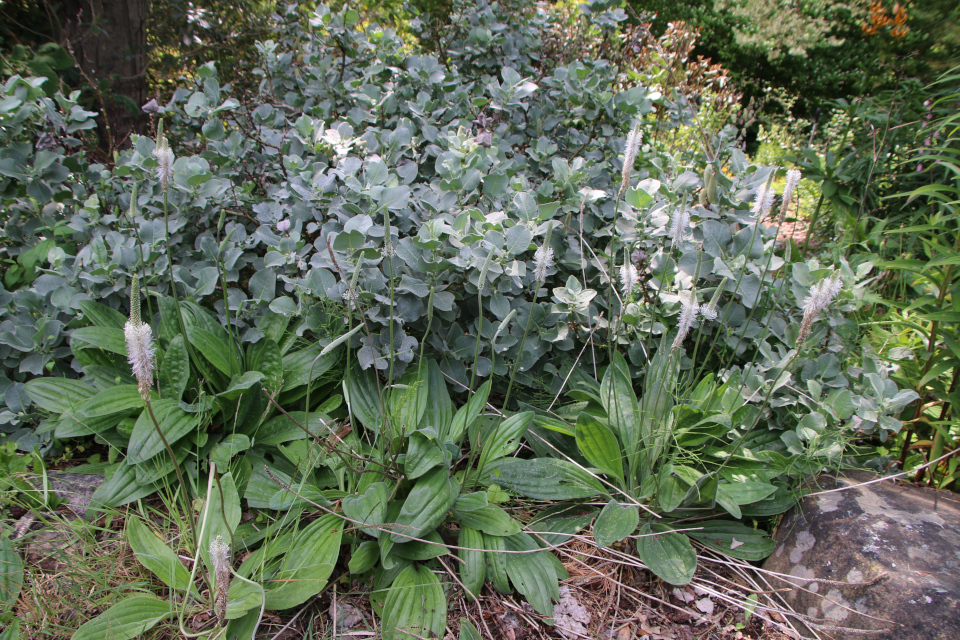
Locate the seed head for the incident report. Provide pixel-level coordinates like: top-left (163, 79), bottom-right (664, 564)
top-left (671, 291), bottom-right (698, 351)
top-left (124, 276), bottom-right (155, 400)
top-left (620, 262), bottom-right (639, 298)
top-left (698, 280), bottom-right (726, 322)
top-left (751, 183), bottom-right (775, 219)
top-left (779, 169), bottom-right (801, 223)
top-left (619, 122), bottom-right (642, 197)
top-left (533, 243), bottom-right (554, 283)
top-left (669, 207), bottom-right (691, 245)
top-left (152, 135), bottom-right (175, 192)
top-left (797, 273), bottom-right (842, 345)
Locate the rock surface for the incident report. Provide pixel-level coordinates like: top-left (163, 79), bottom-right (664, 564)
top-left (13, 472), bottom-right (104, 569)
top-left (762, 471), bottom-right (960, 639)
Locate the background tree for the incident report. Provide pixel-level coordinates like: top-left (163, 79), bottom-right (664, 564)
top-left (1, 0), bottom-right (147, 150)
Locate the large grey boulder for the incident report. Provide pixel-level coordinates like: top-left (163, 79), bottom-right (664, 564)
top-left (762, 471), bottom-right (960, 639)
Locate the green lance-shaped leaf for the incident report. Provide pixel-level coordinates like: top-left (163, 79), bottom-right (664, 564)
top-left (458, 527), bottom-right (485, 600)
top-left (343, 481), bottom-right (389, 538)
top-left (77, 385), bottom-right (143, 419)
top-left (716, 481), bottom-right (777, 519)
top-left (486, 458), bottom-right (604, 501)
top-left (592, 500), bottom-right (640, 548)
top-left (453, 504), bottom-right (521, 537)
top-left (687, 520), bottom-right (776, 561)
top-left (0, 617), bottom-right (20, 640)
top-left (187, 326), bottom-right (239, 377)
top-left (459, 619), bottom-right (483, 640)
top-left (77, 299), bottom-right (127, 329)
top-left (482, 533), bottom-right (512, 593)
top-left (639, 335), bottom-right (680, 476)
top-left (71, 326), bottom-right (127, 356)
top-left (263, 513), bottom-right (342, 609)
top-left (199, 472), bottom-right (242, 583)
top-left (246, 337), bottom-right (283, 394)
top-left (420, 360), bottom-right (453, 432)
top-left (392, 531), bottom-right (448, 561)
top-left (636, 523), bottom-right (697, 586)
top-left (72, 595), bottom-right (172, 640)
top-left (126, 516), bottom-right (193, 593)
top-left (0, 534), bottom-right (24, 614)
top-left (575, 412), bottom-right (624, 483)
top-left (24, 378), bottom-right (95, 413)
top-left (90, 462), bottom-right (160, 508)
top-left (447, 379), bottom-right (491, 442)
top-left (126, 399), bottom-right (200, 463)
top-left (476, 411), bottom-right (534, 473)
top-left (503, 532), bottom-right (560, 619)
top-left (380, 564), bottom-right (447, 640)
top-left (600, 351), bottom-right (641, 477)
top-left (349, 540), bottom-right (380, 574)
top-left (281, 343), bottom-right (335, 391)
top-left (405, 432), bottom-right (447, 479)
top-left (225, 578), bottom-right (263, 620)
top-left (390, 467), bottom-right (459, 543)
top-left (389, 366), bottom-right (429, 435)
top-left (344, 364), bottom-right (384, 433)
top-left (158, 334), bottom-right (190, 401)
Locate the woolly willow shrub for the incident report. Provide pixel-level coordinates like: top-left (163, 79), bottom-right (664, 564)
top-left (1, 0), bottom-right (914, 504)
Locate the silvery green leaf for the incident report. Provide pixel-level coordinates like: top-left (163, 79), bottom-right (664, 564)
top-left (249, 268), bottom-right (277, 301)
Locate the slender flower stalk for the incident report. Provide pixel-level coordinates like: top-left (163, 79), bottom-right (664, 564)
top-left (779, 169), bottom-right (802, 223)
top-left (620, 262), bottom-right (639, 298)
top-left (619, 121), bottom-right (642, 197)
top-left (672, 290), bottom-right (698, 350)
top-left (669, 206), bottom-right (691, 245)
top-left (124, 276), bottom-right (155, 400)
top-left (125, 276), bottom-right (197, 549)
top-left (797, 273), bottom-right (843, 345)
top-left (210, 535), bottom-right (232, 625)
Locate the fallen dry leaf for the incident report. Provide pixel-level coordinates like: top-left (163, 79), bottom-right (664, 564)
top-left (695, 597), bottom-right (715, 615)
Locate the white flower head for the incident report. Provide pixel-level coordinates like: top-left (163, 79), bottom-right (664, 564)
top-left (210, 535), bottom-right (231, 579)
top-left (779, 169), bottom-right (802, 222)
top-left (152, 135), bottom-right (175, 192)
top-left (620, 262), bottom-right (639, 298)
top-left (533, 243), bottom-right (554, 283)
top-left (619, 122), bottom-right (643, 196)
top-left (797, 273), bottom-right (843, 345)
top-left (669, 207), bottom-right (691, 245)
top-left (699, 279), bottom-right (726, 322)
top-left (277, 219), bottom-right (291, 233)
top-left (751, 183), bottom-right (775, 219)
top-left (124, 276), bottom-right (155, 400)
top-left (671, 291), bottom-right (698, 351)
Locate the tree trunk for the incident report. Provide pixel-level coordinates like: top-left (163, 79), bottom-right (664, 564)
top-left (61, 0), bottom-right (147, 151)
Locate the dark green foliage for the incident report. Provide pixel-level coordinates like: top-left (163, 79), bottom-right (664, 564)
top-left (630, 0), bottom-right (960, 115)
